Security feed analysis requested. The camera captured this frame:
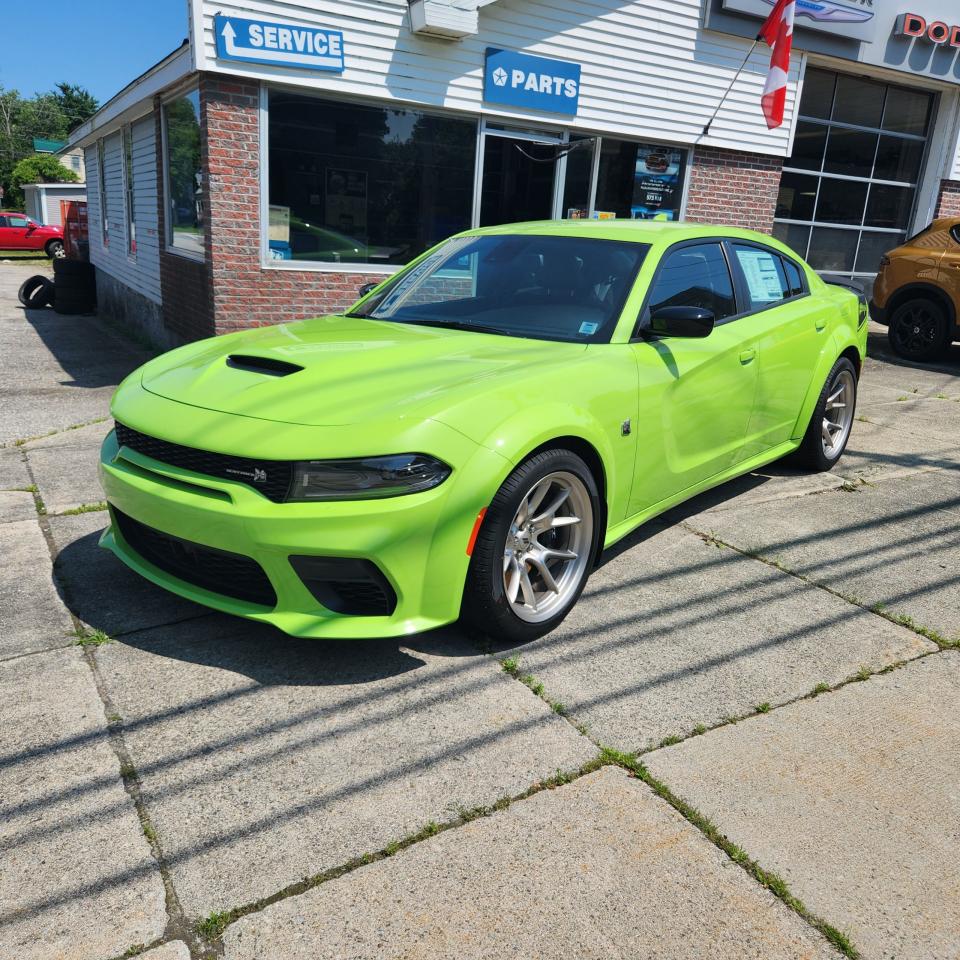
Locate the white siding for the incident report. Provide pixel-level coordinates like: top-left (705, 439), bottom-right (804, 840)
top-left (193, 0), bottom-right (801, 156)
top-left (86, 116), bottom-right (161, 304)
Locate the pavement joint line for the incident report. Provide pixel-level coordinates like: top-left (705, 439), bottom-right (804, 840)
top-left (188, 754), bottom-right (609, 950)
top-left (679, 521), bottom-right (959, 650)
top-left (596, 746), bottom-right (861, 959)
top-left (0, 638), bottom-right (77, 663)
top-left (1, 414), bottom-right (109, 450)
top-left (15, 450), bottom-right (208, 960)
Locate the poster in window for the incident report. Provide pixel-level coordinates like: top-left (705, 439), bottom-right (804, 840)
top-left (325, 168), bottom-right (368, 234)
top-left (631, 147), bottom-right (684, 220)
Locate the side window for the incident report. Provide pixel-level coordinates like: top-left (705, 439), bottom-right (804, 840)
top-left (7, 216), bottom-right (28, 228)
top-left (646, 242), bottom-right (737, 323)
top-left (0, 217), bottom-right (7, 227)
top-left (731, 244), bottom-right (789, 311)
top-left (782, 258), bottom-right (805, 298)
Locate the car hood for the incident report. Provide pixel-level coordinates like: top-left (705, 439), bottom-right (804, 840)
top-left (140, 314), bottom-right (588, 427)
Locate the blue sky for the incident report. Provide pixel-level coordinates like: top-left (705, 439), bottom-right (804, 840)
top-left (0, 0), bottom-right (189, 104)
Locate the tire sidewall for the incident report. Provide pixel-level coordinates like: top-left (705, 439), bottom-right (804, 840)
top-left (812, 357), bottom-right (858, 470)
top-left (46, 240), bottom-right (65, 259)
top-left (888, 298), bottom-right (948, 361)
top-left (463, 449), bottom-right (601, 643)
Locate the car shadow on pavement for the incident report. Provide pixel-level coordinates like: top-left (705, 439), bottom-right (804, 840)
top-left (53, 527), bottom-right (480, 687)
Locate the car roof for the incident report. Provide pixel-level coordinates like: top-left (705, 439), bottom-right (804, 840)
top-left (463, 218), bottom-right (781, 249)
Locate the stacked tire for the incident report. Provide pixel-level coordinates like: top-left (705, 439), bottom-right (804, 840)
top-left (52, 259), bottom-right (96, 315)
top-left (18, 275), bottom-right (55, 310)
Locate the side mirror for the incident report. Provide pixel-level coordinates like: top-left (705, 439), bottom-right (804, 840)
top-left (649, 305), bottom-right (715, 338)
top-left (358, 281), bottom-right (378, 298)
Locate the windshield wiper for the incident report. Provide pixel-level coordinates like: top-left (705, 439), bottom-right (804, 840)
top-left (399, 318), bottom-right (511, 336)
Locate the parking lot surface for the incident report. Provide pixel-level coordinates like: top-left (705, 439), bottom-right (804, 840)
top-left (1, 263), bottom-right (958, 959)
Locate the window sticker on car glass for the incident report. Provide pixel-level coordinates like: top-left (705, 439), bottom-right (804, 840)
top-left (736, 249), bottom-right (783, 303)
top-left (578, 321), bottom-right (599, 336)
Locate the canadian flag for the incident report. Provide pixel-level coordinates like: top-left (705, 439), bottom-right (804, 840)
top-left (758, 0), bottom-right (795, 129)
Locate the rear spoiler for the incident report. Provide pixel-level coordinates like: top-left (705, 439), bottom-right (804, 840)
top-left (819, 276), bottom-right (869, 327)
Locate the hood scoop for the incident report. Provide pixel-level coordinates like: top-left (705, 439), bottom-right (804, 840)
top-left (226, 354), bottom-right (304, 377)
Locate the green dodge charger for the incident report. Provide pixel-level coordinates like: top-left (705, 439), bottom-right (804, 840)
top-left (99, 220), bottom-right (868, 642)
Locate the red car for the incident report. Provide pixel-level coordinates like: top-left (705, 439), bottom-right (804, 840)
top-left (0, 211), bottom-right (64, 258)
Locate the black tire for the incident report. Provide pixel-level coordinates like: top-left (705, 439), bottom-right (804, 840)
top-left (18, 274), bottom-right (49, 307)
top-left (887, 298), bottom-right (950, 362)
top-left (460, 448), bottom-right (601, 644)
top-left (53, 258), bottom-right (94, 280)
top-left (25, 277), bottom-right (55, 309)
top-left (45, 239), bottom-right (65, 259)
top-left (792, 357), bottom-right (858, 472)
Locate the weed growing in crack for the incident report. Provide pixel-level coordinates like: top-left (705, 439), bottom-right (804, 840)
top-left (197, 911), bottom-right (232, 940)
top-left (755, 702), bottom-right (772, 714)
top-left (74, 628), bottom-right (112, 647)
top-left (59, 501), bottom-right (108, 516)
top-left (811, 682), bottom-right (831, 697)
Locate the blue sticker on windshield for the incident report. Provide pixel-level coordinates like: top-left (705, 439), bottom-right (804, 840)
top-left (579, 321), bottom-right (599, 336)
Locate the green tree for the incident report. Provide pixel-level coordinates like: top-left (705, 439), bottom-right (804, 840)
top-left (8, 153), bottom-right (80, 208)
top-left (54, 82), bottom-right (99, 133)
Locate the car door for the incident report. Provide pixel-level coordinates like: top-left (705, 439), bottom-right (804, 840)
top-left (726, 243), bottom-right (826, 457)
top-left (1, 214), bottom-right (31, 249)
top-left (0, 216), bottom-right (12, 249)
top-left (628, 240), bottom-right (759, 515)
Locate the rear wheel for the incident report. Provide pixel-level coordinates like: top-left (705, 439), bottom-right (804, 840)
top-left (460, 449), bottom-right (600, 644)
top-left (792, 357), bottom-right (857, 472)
top-left (887, 298), bottom-right (950, 362)
top-left (45, 239), bottom-right (65, 259)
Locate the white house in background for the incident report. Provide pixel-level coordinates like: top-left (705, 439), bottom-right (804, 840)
top-left (23, 182), bottom-right (88, 229)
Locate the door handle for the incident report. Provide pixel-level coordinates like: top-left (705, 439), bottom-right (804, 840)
top-left (739, 348), bottom-right (756, 364)
top-left (815, 318), bottom-right (827, 331)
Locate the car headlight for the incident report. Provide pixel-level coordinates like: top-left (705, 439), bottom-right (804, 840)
top-left (287, 454), bottom-right (451, 501)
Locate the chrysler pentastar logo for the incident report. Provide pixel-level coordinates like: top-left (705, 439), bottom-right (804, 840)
top-left (492, 66), bottom-right (508, 86)
top-left (759, 0), bottom-right (874, 23)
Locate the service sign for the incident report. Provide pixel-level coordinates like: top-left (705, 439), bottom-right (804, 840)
top-left (483, 48), bottom-right (580, 116)
top-left (720, 0), bottom-right (878, 43)
top-left (214, 14), bottom-right (345, 72)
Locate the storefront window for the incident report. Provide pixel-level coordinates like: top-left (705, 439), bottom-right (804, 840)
top-left (267, 90), bottom-right (476, 265)
top-left (773, 67), bottom-right (933, 282)
top-left (594, 140), bottom-right (686, 221)
top-left (163, 89), bottom-right (203, 256)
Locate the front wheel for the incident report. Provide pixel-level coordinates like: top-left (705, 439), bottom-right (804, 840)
top-left (45, 239), bottom-right (65, 259)
top-left (792, 357), bottom-right (858, 472)
top-left (460, 449), bottom-right (600, 644)
top-left (887, 298), bottom-right (949, 362)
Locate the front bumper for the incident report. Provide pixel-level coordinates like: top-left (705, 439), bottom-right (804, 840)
top-left (98, 425), bottom-right (506, 638)
top-left (868, 300), bottom-right (887, 326)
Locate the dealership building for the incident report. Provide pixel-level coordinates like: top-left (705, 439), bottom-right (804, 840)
top-left (67, 0), bottom-right (960, 346)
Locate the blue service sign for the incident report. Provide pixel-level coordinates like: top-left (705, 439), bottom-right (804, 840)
top-left (214, 14), bottom-right (344, 72)
top-left (483, 48), bottom-right (580, 116)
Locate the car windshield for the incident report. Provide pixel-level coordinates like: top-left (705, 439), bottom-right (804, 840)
top-left (349, 233), bottom-right (649, 343)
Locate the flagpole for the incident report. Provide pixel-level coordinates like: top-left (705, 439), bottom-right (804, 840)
top-left (701, 36), bottom-right (761, 139)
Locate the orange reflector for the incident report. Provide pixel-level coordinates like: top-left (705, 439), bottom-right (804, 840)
top-left (465, 508), bottom-right (487, 557)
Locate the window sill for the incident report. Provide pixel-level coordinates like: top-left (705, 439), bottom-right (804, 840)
top-left (261, 258), bottom-right (400, 276)
top-left (165, 244), bottom-right (205, 263)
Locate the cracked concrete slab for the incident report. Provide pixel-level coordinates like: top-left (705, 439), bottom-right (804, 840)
top-left (48, 511), bottom-right (208, 636)
top-left (223, 767), bottom-right (839, 960)
top-left (0, 447), bottom-right (31, 491)
top-left (496, 524), bottom-right (934, 750)
top-left (647, 652), bottom-right (960, 960)
top-left (140, 942), bottom-right (190, 960)
top-left (837, 416), bottom-right (960, 481)
top-left (95, 618), bottom-right (595, 919)
top-left (25, 421), bottom-right (110, 514)
top-left (0, 518), bottom-right (74, 658)
top-left (688, 471), bottom-right (960, 643)
top-left (0, 647), bottom-right (167, 960)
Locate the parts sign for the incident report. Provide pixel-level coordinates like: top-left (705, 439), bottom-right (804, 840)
top-left (214, 15), bottom-right (345, 72)
top-left (483, 48), bottom-right (581, 116)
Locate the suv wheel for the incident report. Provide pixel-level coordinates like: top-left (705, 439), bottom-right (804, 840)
top-left (45, 239), bottom-right (65, 259)
top-left (460, 449), bottom-right (601, 644)
top-left (888, 298), bottom-right (950, 362)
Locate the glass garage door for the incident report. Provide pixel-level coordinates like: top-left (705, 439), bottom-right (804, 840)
top-left (773, 68), bottom-right (933, 285)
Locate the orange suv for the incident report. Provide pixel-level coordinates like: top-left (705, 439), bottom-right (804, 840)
top-left (871, 218), bottom-right (960, 361)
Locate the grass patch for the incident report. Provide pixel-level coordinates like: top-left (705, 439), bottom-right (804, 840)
top-left (598, 747), bottom-right (859, 958)
top-left (7, 484), bottom-right (37, 493)
top-left (74, 627), bottom-right (112, 647)
top-left (501, 656), bottom-right (519, 675)
top-left (58, 501), bottom-right (107, 516)
top-left (693, 723), bottom-right (707, 736)
top-left (935, 393), bottom-right (949, 400)
top-left (142, 823), bottom-right (156, 843)
top-left (118, 760), bottom-right (136, 779)
top-left (755, 702), bottom-right (771, 714)
top-left (896, 395), bottom-right (909, 402)
top-left (197, 911), bottom-right (232, 940)
top-left (810, 682), bottom-right (831, 697)
top-left (107, 712), bottom-right (122, 724)
top-left (658, 734), bottom-right (683, 748)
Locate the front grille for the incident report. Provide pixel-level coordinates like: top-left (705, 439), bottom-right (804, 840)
top-left (113, 507), bottom-right (277, 608)
top-left (115, 422), bottom-right (293, 502)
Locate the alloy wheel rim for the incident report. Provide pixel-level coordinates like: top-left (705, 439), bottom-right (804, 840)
top-left (821, 369), bottom-right (855, 460)
top-left (893, 307), bottom-right (939, 356)
top-left (502, 471), bottom-right (593, 624)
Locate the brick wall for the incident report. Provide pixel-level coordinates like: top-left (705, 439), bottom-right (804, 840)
top-left (683, 146), bottom-right (783, 234)
top-left (155, 101), bottom-right (214, 343)
top-left (202, 75), bottom-right (388, 336)
top-left (935, 179), bottom-right (960, 219)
